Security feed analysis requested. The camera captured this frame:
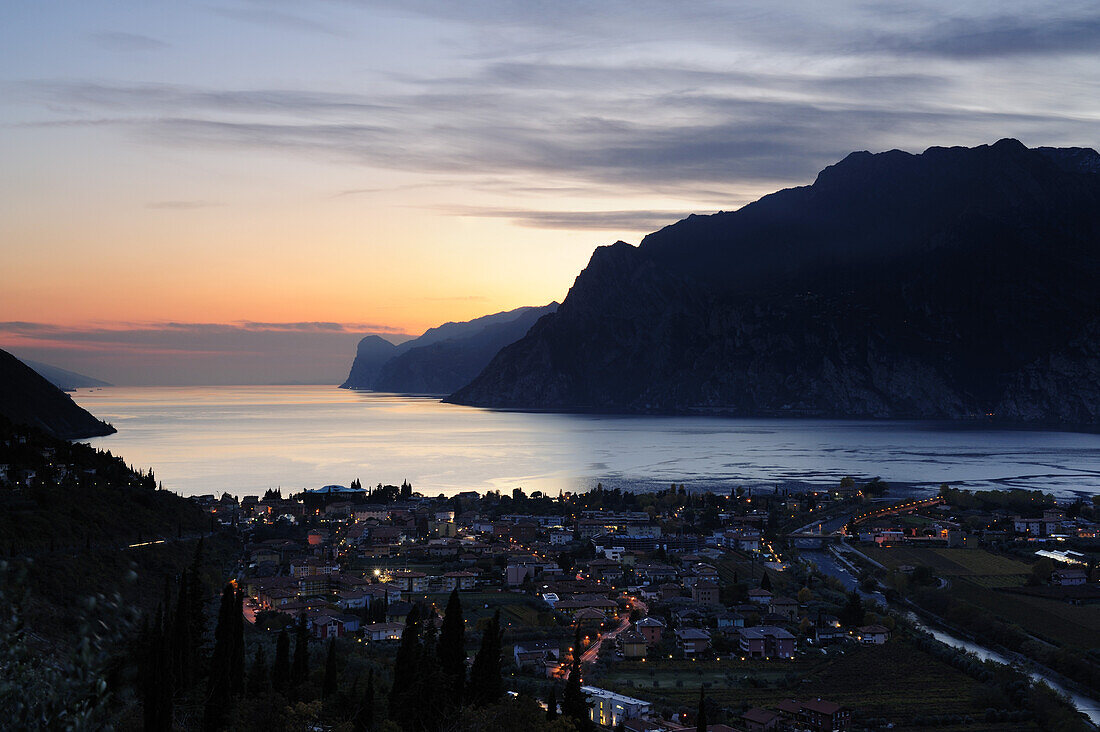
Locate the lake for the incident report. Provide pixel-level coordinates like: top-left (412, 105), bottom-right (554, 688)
top-left (74, 386), bottom-right (1100, 499)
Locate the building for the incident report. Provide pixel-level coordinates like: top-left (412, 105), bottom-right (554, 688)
top-left (1052, 568), bottom-right (1088, 586)
top-left (442, 570), bottom-right (478, 591)
top-left (580, 686), bottom-right (652, 728)
top-left (362, 622), bottom-right (404, 641)
top-left (692, 580), bottom-right (720, 605)
top-left (675, 628), bottom-right (711, 657)
top-left (769, 596), bottom-right (799, 621)
top-left (635, 616), bottom-right (665, 644)
top-left (777, 699), bottom-right (851, 732)
top-left (514, 640), bottom-right (561, 669)
top-left (741, 707), bottom-right (781, 732)
top-left (748, 588), bottom-right (773, 605)
top-left (739, 626), bottom-right (795, 659)
top-left (855, 625), bottom-right (890, 645)
top-left (619, 630), bottom-right (648, 658)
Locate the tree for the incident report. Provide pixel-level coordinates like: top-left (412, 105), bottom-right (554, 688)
top-left (839, 591), bottom-right (864, 628)
top-left (272, 630), bottom-right (290, 694)
top-left (797, 587), bottom-right (813, 604)
top-left (696, 687), bottom-right (707, 732)
top-left (437, 589), bottom-right (466, 707)
top-left (561, 629), bottom-right (591, 730)
top-left (760, 571), bottom-right (772, 592)
top-left (323, 638), bottom-right (338, 700)
top-left (143, 604), bottom-right (173, 732)
top-left (291, 616), bottom-right (310, 696)
top-left (468, 609), bottom-right (503, 707)
top-left (389, 605), bottom-right (422, 717)
top-left (353, 669), bottom-right (375, 732)
top-left (546, 687), bottom-right (557, 720)
top-left (230, 588), bottom-right (245, 695)
top-left (247, 645), bottom-right (269, 696)
top-left (203, 583), bottom-right (236, 730)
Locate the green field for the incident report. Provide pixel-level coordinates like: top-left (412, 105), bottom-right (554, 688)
top-left (950, 580), bottom-right (1100, 650)
top-left (596, 641), bottom-right (1040, 731)
top-left (860, 546), bottom-right (1032, 576)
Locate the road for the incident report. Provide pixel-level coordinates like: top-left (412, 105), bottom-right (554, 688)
top-left (580, 594), bottom-right (648, 664)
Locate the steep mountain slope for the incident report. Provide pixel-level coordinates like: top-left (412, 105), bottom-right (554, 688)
top-left (341, 304), bottom-right (557, 392)
top-left (0, 349), bottom-right (116, 438)
top-left (340, 335), bottom-right (399, 389)
top-left (449, 140), bottom-right (1100, 424)
top-left (372, 303), bottom-right (558, 393)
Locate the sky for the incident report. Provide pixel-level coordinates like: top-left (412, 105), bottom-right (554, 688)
top-left (2, 1), bottom-right (1099, 384)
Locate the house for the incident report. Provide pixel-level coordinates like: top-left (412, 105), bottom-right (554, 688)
top-left (635, 616), bottom-right (665, 644)
top-left (856, 625), bottom-right (890, 645)
top-left (514, 640), bottom-right (561, 669)
top-left (623, 720), bottom-right (672, 732)
top-left (389, 570), bottom-right (428, 593)
top-left (777, 699), bottom-right (851, 732)
top-left (769, 596), bottom-right (799, 622)
top-left (739, 626), bottom-right (795, 659)
top-left (619, 630), bottom-right (648, 658)
top-left (362, 622), bottom-right (404, 641)
top-left (442, 570), bottom-right (478, 591)
top-left (1052, 568), bottom-right (1087, 586)
top-left (692, 580), bottom-right (720, 605)
top-left (675, 628), bottom-right (711, 657)
top-left (741, 707), bottom-right (780, 732)
top-left (581, 686), bottom-right (652, 728)
top-left (748, 588), bottom-right (773, 605)
top-left (814, 614), bottom-right (844, 642)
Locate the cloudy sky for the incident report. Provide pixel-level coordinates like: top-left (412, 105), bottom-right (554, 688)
top-left (3, 1), bottom-right (1099, 384)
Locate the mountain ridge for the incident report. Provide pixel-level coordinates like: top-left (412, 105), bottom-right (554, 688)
top-left (448, 139), bottom-right (1100, 425)
top-left (0, 349), bottom-right (116, 438)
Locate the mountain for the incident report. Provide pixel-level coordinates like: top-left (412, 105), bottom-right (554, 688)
top-left (341, 304), bottom-right (557, 392)
top-left (340, 335), bottom-right (399, 389)
top-left (0, 349), bottom-right (116, 438)
top-left (372, 303), bottom-right (558, 394)
top-left (449, 139), bottom-right (1100, 425)
top-left (22, 359), bottom-right (112, 390)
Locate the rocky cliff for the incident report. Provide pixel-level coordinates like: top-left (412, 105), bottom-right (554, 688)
top-left (449, 140), bottom-right (1100, 425)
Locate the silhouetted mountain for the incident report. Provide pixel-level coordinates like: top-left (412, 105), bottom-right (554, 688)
top-left (0, 349), bottom-right (116, 438)
top-left (22, 359), bottom-right (112, 390)
top-left (449, 139), bottom-right (1100, 425)
top-left (340, 335), bottom-right (399, 389)
top-left (342, 305), bottom-right (558, 393)
top-left (372, 303), bottom-right (558, 394)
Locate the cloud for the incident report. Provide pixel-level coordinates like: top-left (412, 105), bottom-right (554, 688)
top-left (443, 206), bottom-right (702, 231)
top-left (210, 6), bottom-right (343, 37)
top-left (89, 31), bottom-right (169, 52)
top-left (874, 12), bottom-right (1100, 58)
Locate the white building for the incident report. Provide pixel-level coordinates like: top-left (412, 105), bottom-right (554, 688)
top-left (580, 686), bottom-right (652, 728)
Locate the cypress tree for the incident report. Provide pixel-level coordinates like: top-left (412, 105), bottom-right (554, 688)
top-left (406, 616), bottom-right (447, 730)
top-left (322, 638), bottom-right (338, 700)
top-left (437, 588), bottom-right (465, 706)
top-left (291, 616), bottom-right (310, 696)
top-left (696, 686), bottom-right (707, 732)
top-left (561, 628), bottom-right (591, 730)
top-left (353, 669), bottom-right (374, 732)
top-left (247, 645), bottom-right (269, 696)
top-left (468, 609), bottom-right (502, 707)
top-left (272, 629), bottom-right (291, 694)
top-left (227, 589), bottom-right (245, 695)
top-left (388, 606), bottom-right (421, 717)
top-left (169, 572), bottom-right (192, 689)
top-left (760, 571), bottom-right (772, 592)
top-left (186, 538), bottom-right (206, 677)
top-left (202, 584), bottom-right (235, 730)
top-left (143, 604), bottom-right (173, 732)
top-left (546, 687), bottom-right (557, 720)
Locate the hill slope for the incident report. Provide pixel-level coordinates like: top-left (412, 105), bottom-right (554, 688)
top-left (0, 349), bottom-right (116, 438)
top-left (449, 140), bottom-right (1100, 424)
top-left (22, 359), bottom-right (112, 390)
top-left (342, 304), bottom-right (557, 392)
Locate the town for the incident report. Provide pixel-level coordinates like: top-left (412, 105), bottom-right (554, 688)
top-left (183, 477), bottom-right (1100, 731)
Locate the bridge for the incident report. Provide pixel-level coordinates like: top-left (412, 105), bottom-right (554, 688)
top-left (844, 495), bottom-right (945, 533)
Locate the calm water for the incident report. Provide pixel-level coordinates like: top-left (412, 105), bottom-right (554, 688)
top-left (73, 386), bottom-right (1100, 499)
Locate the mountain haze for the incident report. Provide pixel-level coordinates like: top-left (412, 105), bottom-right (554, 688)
top-left (22, 359), bottom-right (112, 390)
top-left (449, 140), bottom-right (1100, 425)
top-left (341, 304), bottom-right (557, 393)
top-left (0, 349), bottom-right (116, 438)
